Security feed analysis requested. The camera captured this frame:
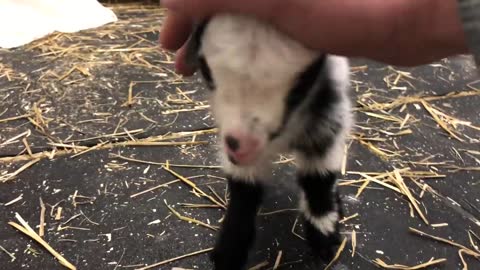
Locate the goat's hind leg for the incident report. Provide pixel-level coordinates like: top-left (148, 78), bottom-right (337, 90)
top-left (296, 165), bottom-right (343, 261)
top-left (210, 177), bottom-right (263, 270)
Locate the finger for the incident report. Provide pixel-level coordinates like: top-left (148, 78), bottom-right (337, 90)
top-left (161, 0), bottom-right (395, 58)
top-left (159, 10), bottom-right (193, 51)
top-left (161, 0), bottom-right (282, 22)
top-left (175, 44), bottom-right (196, 76)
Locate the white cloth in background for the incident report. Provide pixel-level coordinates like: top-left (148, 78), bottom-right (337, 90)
top-left (0, 0), bottom-right (117, 48)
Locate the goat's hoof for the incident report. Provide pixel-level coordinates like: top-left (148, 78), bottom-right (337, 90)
top-left (305, 222), bottom-right (341, 262)
top-left (210, 248), bottom-right (247, 270)
top-left (316, 237), bottom-right (341, 262)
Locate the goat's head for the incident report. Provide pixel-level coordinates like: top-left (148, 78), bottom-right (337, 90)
top-left (185, 15), bottom-right (326, 166)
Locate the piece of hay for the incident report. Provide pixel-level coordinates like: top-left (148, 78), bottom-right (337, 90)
top-left (9, 213), bottom-right (76, 270)
top-left (459, 249), bottom-right (469, 270)
top-left (273, 250), bottom-right (283, 269)
top-left (409, 227), bottom-right (480, 258)
top-left (468, 230), bottom-right (480, 252)
top-left (0, 245), bottom-right (16, 262)
top-left (22, 137), bottom-right (33, 156)
top-left (55, 207), bottom-right (63, 221)
top-left (258, 208), bottom-right (298, 216)
top-left (0, 158), bottom-right (40, 183)
top-left (164, 200), bottom-right (219, 231)
top-left (373, 257), bottom-right (446, 269)
top-left (291, 217), bottom-right (306, 241)
top-left (0, 113), bottom-right (33, 124)
top-left (351, 230), bottom-right (357, 257)
top-left (39, 198), bottom-right (46, 237)
top-left (1, 130), bottom-right (31, 147)
top-left (391, 170), bottom-right (429, 224)
top-left (4, 194), bottom-right (23, 206)
top-left (339, 213), bottom-right (359, 224)
top-left (421, 100), bottom-right (464, 142)
top-left (430, 223), bottom-right (448, 228)
top-left (355, 179), bottom-right (370, 198)
top-left (136, 247), bottom-right (214, 270)
top-left (249, 261), bottom-right (270, 270)
top-left (111, 154), bottom-right (221, 169)
top-left (163, 164), bottom-right (226, 209)
top-left (130, 178), bottom-right (190, 198)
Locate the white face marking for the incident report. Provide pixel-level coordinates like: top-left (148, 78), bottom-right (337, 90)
top-left (202, 15), bottom-right (319, 160)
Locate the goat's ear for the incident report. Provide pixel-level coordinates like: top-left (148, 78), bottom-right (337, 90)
top-left (184, 20), bottom-right (209, 70)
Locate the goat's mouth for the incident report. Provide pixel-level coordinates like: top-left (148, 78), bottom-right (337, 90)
top-left (227, 151), bottom-right (258, 166)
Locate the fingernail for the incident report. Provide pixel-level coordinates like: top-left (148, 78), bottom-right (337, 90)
top-left (175, 58), bottom-right (196, 76)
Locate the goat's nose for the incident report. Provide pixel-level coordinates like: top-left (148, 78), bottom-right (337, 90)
top-left (225, 135), bottom-right (240, 152)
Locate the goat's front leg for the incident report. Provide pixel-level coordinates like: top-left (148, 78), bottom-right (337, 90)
top-left (210, 177), bottom-right (263, 270)
top-left (294, 150), bottom-right (344, 262)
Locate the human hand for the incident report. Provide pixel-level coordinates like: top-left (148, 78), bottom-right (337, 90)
top-left (159, 0), bottom-right (468, 76)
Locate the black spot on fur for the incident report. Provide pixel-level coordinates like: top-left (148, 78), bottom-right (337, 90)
top-left (198, 56), bottom-right (215, 89)
top-left (298, 171), bottom-right (343, 261)
top-left (185, 19), bottom-right (216, 89)
top-left (290, 119), bottom-right (340, 157)
top-left (184, 20), bottom-right (208, 67)
top-left (298, 171), bottom-right (339, 216)
top-left (270, 55), bottom-right (336, 140)
top-left (210, 178), bottom-right (263, 270)
top-left (306, 73), bottom-right (340, 122)
top-left (289, 63), bottom-right (342, 156)
top-left (286, 55), bottom-right (328, 117)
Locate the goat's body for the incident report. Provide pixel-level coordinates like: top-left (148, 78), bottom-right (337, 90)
top-left (188, 14), bottom-right (353, 270)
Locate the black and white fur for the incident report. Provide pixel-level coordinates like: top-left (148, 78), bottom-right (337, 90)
top-left (186, 15), bottom-right (353, 270)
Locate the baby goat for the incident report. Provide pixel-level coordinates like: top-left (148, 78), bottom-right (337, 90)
top-left (185, 14), bottom-right (353, 270)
